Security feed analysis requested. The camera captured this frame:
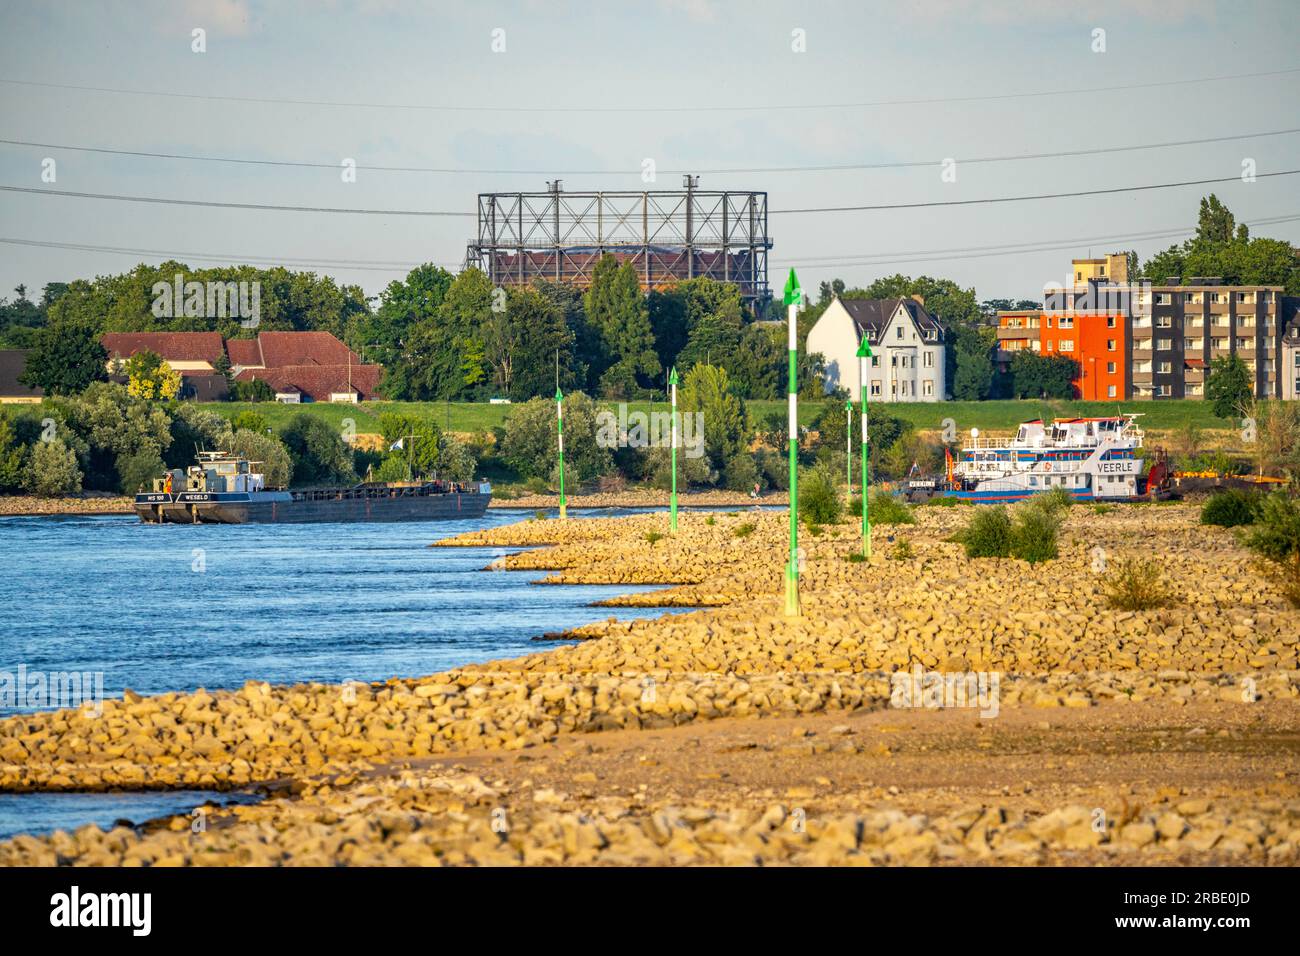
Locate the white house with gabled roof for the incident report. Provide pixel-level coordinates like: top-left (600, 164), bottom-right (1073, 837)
top-left (805, 296), bottom-right (947, 402)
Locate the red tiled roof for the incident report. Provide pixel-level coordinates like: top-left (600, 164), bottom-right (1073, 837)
top-left (234, 364), bottom-right (382, 402)
top-left (253, 331), bottom-right (359, 368)
top-left (225, 337), bottom-right (263, 367)
top-left (101, 332), bottom-right (225, 363)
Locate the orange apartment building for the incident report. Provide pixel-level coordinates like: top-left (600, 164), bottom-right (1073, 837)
top-left (996, 307), bottom-right (1128, 400)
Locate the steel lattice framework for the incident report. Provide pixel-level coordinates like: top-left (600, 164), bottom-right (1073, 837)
top-left (466, 184), bottom-right (772, 306)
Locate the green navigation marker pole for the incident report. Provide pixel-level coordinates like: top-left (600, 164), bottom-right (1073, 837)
top-left (555, 386), bottom-right (567, 520)
top-left (783, 268), bottom-right (803, 617)
top-left (856, 338), bottom-right (872, 557)
top-left (669, 366), bottom-right (679, 532)
top-left (844, 397), bottom-right (853, 507)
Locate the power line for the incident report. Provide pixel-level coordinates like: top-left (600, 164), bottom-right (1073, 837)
top-left (0, 185), bottom-right (473, 217)
top-left (2, 67), bottom-right (1297, 114)
top-left (6, 213), bottom-right (1297, 277)
top-left (4, 169), bottom-right (1296, 218)
top-left (769, 170), bottom-right (1300, 214)
top-left (3, 128), bottom-right (1297, 176)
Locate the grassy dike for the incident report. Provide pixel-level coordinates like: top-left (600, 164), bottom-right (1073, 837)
top-left (0, 502), bottom-right (1296, 865)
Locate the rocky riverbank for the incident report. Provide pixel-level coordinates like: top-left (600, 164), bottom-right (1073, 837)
top-left (1, 501), bottom-right (1296, 865)
top-left (0, 495), bottom-right (133, 517)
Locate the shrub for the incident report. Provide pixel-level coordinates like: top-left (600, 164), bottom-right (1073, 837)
top-left (1103, 557), bottom-right (1169, 611)
top-left (1200, 488), bottom-right (1260, 528)
top-left (705, 515), bottom-right (716, 526)
top-left (1028, 485), bottom-right (1074, 517)
top-left (1092, 503), bottom-right (1115, 515)
top-left (733, 521), bottom-right (756, 538)
top-left (1243, 493), bottom-right (1300, 607)
top-left (231, 378), bottom-right (275, 402)
top-left (806, 523), bottom-right (823, 537)
top-left (22, 439), bottom-right (82, 497)
top-left (847, 552), bottom-right (866, 563)
top-left (231, 410), bottom-right (269, 435)
top-left (643, 531), bottom-right (664, 546)
top-left (800, 463), bottom-right (842, 526)
top-left (868, 490), bottom-right (915, 526)
top-left (959, 506), bottom-right (1012, 558)
top-left (722, 451), bottom-right (761, 493)
top-left (115, 448), bottom-right (165, 494)
top-left (922, 495), bottom-right (959, 507)
top-left (890, 538), bottom-right (914, 561)
top-left (1010, 504), bottom-right (1061, 563)
top-left (524, 475), bottom-right (550, 495)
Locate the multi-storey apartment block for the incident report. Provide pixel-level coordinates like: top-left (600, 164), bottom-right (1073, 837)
top-left (996, 256), bottom-right (1293, 401)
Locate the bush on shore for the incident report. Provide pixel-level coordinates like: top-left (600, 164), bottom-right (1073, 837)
top-left (1200, 488), bottom-right (1260, 528)
top-left (958, 505), bottom-right (1012, 558)
top-left (1243, 493), bottom-right (1300, 607)
top-left (800, 463), bottom-right (842, 526)
top-left (23, 439), bottom-right (82, 497)
top-left (1103, 556), bottom-right (1170, 611)
top-left (868, 490), bottom-right (915, 525)
top-left (1011, 499), bottom-right (1062, 563)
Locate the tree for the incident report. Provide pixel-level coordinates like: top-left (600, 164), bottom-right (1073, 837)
top-left (116, 447), bottom-right (165, 493)
top-left (19, 316), bottom-right (108, 395)
top-left (584, 256), bottom-right (660, 397)
top-left (951, 325), bottom-right (996, 401)
top-left (1010, 352), bottom-right (1078, 400)
top-left (232, 378), bottom-right (275, 402)
top-left (377, 412), bottom-right (443, 476)
top-left (730, 323), bottom-right (784, 400)
top-left (124, 349), bottom-right (181, 401)
top-left (488, 287), bottom-right (576, 400)
top-left (1206, 354), bottom-right (1252, 419)
top-left (228, 429), bottom-right (292, 488)
top-left (499, 391), bottom-right (612, 482)
top-left (279, 413), bottom-right (356, 486)
top-left (1197, 194), bottom-right (1236, 243)
top-left (0, 415), bottom-right (26, 492)
top-left (23, 439), bottom-right (82, 497)
top-left (679, 364), bottom-right (748, 483)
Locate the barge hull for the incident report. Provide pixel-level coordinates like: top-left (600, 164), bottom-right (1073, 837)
top-left (136, 493), bottom-right (490, 524)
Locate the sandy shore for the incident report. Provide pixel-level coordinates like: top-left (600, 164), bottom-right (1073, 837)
top-left (1, 502), bottom-right (1296, 865)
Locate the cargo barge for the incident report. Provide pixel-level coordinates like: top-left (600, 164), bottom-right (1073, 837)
top-left (136, 451), bottom-right (490, 524)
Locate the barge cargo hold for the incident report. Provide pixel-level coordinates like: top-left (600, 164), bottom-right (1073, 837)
top-left (135, 451), bottom-right (491, 524)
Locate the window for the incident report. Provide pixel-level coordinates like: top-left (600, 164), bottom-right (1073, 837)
top-left (896, 326), bottom-right (903, 340)
top-left (923, 352), bottom-right (934, 368)
top-left (1157, 384), bottom-right (1172, 396)
top-left (1156, 339), bottom-right (1172, 350)
top-left (1107, 339), bottom-right (1116, 351)
top-left (1107, 362), bottom-right (1116, 373)
top-left (923, 380), bottom-right (934, 396)
top-left (1156, 316), bottom-right (1172, 328)
top-left (1158, 361), bottom-right (1172, 374)
top-left (1107, 316), bottom-right (1116, 328)
top-left (871, 356), bottom-right (879, 367)
top-left (1058, 317), bottom-right (1074, 329)
top-left (1155, 293), bottom-right (1171, 305)
top-left (1059, 340), bottom-right (1075, 352)
top-left (1107, 385), bottom-right (1117, 398)
top-left (890, 355), bottom-right (897, 367)
top-left (870, 382), bottom-right (881, 397)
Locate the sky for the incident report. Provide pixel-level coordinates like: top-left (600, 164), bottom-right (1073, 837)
top-left (0, 0), bottom-right (1297, 308)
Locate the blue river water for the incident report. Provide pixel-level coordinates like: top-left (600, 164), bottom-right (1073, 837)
top-left (0, 506), bottom-right (703, 840)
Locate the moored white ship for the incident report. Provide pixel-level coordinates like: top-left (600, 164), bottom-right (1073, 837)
top-left (914, 415), bottom-right (1168, 503)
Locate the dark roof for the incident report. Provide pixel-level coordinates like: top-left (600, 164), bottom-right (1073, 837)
top-left (101, 332), bottom-right (225, 363)
top-left (255, 331), bottom-right (359, 368)
top-left (225, 337), bottom-right (263, 367)
top-left (836, 297), bottom-right (944, 342)
top-left (180, 373), bottom-right (229, 402)
top-left (0, 350), bottom-right (42, 398)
